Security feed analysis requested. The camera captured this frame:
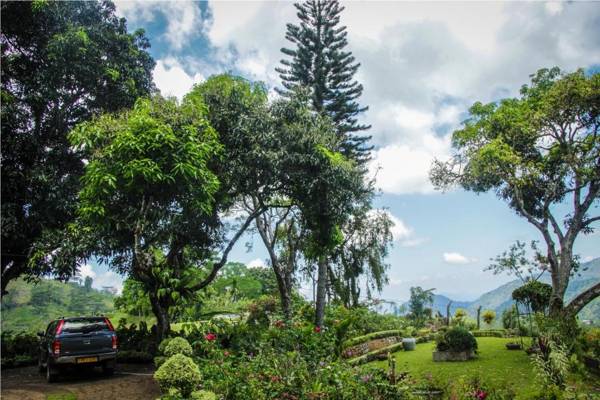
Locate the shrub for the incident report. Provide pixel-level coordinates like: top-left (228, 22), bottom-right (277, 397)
top-left (472, 329), bottom-right (505, 338)
top-left (436, 327), bottom-right (477, 353)
top-left (482, 310), bottom-right (496, 325)
top-left (116, 350), bottom-right (154, 363)
top-left (191, 390), bottom-right (217, 400)
top-left (154, 354), bottom-right (202, 397)
top-left (581, 327), bottom-right (600, 359)
top-left (158, 337), bottom-right (174, 354)
top-left (164, 337), bottom-right (193, 357)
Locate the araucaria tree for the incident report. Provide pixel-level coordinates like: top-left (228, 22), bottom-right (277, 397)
top-left (431, 68), bottom-right (600, 316)
top-left (1, 1), bottom-right (155, 296)
top-left (277, 0), bottom-right (371, 163)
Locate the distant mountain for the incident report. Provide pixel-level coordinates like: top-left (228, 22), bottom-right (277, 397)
top-left (399, 257), bottom-right (600, 320)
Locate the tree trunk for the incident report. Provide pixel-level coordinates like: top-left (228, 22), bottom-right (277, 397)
top-left (1, 259), bottom-right (26, 297)
top-left (446, 301), bottom-right (452, 326)
top-left (476, 306), bottom-right (482, 330)
top-left (564, 282), bottom-right (600, 317)
top-left (315, 254), bottom-right (328, 327)
top-left (273, 265), bottom-right (292, 321)
top-left (549, 252), bottom-right (571, 316)
top-left (149, 291), bottom-right (171, 344)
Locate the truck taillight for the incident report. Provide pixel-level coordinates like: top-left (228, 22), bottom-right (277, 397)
top-left (52, 339), bottom-right (61, 355)
top-left (111, 334), bottom-right (118, 350)
top-left (104, 318), bottom-right (114, 331)
top-left (55, 320), bottom-right (65, 335)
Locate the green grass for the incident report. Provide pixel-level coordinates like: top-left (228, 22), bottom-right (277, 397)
top-left (46, 393), bottom-right (77, 400)
top-left (370, 337), bottom-right (599, 398)
top-left (371, 337), bottom-right (535, 397)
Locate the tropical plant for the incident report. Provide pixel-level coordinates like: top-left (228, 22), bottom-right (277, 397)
top-left (154, 353), bottom-right (202, 397)
top-left (436, 327), bottom-right (478, 353)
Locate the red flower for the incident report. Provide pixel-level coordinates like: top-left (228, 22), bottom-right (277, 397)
top-left (314, 326), bottom-right (321, 333)
top-left (204, 333), bottom-right (217, 341)
top-left (223, 351), bottom-right (230, 357)
top-left (474, 390), bottom-right (487, 400)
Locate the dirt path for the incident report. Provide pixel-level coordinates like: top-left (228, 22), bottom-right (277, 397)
top-left (1, 363), bottom-right (160, 400)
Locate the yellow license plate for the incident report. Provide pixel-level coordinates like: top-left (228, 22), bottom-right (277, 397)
top-left (76, 357), bottom-right (98, 364)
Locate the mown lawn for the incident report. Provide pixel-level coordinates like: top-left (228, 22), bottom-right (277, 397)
top-left (369, 337), bottom-right (593, 398)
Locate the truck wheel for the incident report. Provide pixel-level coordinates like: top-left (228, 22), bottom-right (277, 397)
top-left (102, 361), bottom-right (115, 376)
top-left (46, 363), bottom-right (58, 383)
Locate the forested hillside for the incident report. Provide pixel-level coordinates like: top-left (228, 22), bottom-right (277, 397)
top-left (1, 278), bottom-right (116, 333)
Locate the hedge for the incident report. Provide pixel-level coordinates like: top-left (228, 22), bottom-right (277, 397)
top-left (347, 342), bottom-right (404, 366)
top-left (471, 330), bottom-right (506, 338)
top-left (342, 330), bottom-right (403, 349)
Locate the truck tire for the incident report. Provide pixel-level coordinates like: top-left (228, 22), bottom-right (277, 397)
top-left (46, 363), bottom-right (58, 383)
top-left (102, 361), bottom-right (115, 376)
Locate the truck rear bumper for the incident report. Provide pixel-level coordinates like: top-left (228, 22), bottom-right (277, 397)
top-left (52, 352), bottom-right (117, 365)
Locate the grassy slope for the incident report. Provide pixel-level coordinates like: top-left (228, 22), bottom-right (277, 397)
top-left (1, 278), bottom-right (117, 333)
top-left (370, 337), bottom-right (598, 398)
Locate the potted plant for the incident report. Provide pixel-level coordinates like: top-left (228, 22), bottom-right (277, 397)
top-left (433, 327), bottom-right (477, 361)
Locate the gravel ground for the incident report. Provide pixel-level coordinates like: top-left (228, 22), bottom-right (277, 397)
top-left (0, 363), bottom-right (160, 400)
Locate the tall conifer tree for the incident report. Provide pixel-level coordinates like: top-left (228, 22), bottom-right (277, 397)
top-left (276, 0), bottom-right (371, 163)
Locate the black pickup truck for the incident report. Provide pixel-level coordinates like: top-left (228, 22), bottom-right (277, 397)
top-left (37, 316), bottom-right (118, 382)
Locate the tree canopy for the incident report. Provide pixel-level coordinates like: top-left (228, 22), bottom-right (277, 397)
top-left (431, 67), bottom-right (600, 315)
top-left (1, 0), bottom-right (155, 295)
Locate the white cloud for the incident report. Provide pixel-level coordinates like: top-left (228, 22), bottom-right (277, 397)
top-left (115, 1), bottom-right (204, 50)
top-left (93, 270), bottom-right (124, 295)
top-left (582, 255), bottom-right (595, 263)
top-left (247, 258), bottom-right (267, 269)
top-left (153, 58), bottom-right (204, 100)
top-left (443, 252), bottom-right (477, 265)
top-left (78, 264), bottom-right (96, 279)
top-left (377, 210), bottom-right (426, 247)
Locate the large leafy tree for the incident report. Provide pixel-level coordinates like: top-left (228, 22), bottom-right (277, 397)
top-left (276, 0), bottom-right (371, 163)
top-left (1, 0), bottom-right (155, 296)
top-left (269, 92), bottom-right (368, 326)
top-left (69, 95), bottom-right (221, 341)
top-left (431, 68), bottom-right (600, 316)
top-left (408, 286), bottom-right (434, 328)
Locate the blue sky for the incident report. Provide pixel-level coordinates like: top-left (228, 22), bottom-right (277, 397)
top-left (84, 1), bottom-right (600, 302)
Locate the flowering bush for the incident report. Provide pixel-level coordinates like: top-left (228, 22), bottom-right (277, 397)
top-left (154, 353), bottom-right (202, 397)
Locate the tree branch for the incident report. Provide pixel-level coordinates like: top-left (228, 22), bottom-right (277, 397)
top-left (563, 282), bottom-right (600, 317)
top-left (191, 206), bottom-right (266, 291)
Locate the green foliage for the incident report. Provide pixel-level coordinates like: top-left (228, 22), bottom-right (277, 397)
top-left (532, 339), bottom-right (570, 389)
top-left (513, 281), bottom-right (553, 314)
top-left (436, 327), bottom-right (478, 353)
top-left (408, 287), bottom-right (434, 328)
top-left (277, 0), bottom-right (371, 162)
top-left (191, 391), bottom-right (217, 400)
top-left (580, 327), bottom-right (600, 358)
top-left (431, 67), bottom-right (600, 315)
top-left (1, 0), bottom-right (155, 293)
top-left (482, 310), bottom-right (496, 325)
top-left (1, 331), bottom-right (38, 368)
top-left (154, 354), bottom-right (202, 397)
top-left (163, 337), bottom-right (193, 357)
top-left (1, 278), bottom-right (114, 333)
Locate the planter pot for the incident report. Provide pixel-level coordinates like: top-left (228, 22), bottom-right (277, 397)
top-left (402, 337), bottom-right (416, 351)
top-left (433, 350), bottom-right (475, 362)
top-left (505, 343), bottom-right (522, 350)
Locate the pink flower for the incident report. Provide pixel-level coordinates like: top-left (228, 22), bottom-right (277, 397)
top-left (474, 390), bottom-right (487, 400)
top-left (223, 351), bottom-right (230, 357)
top-left (314, 326), bottom-right (321, 333)
top-left (204, 333), bottom-right (217, 341)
